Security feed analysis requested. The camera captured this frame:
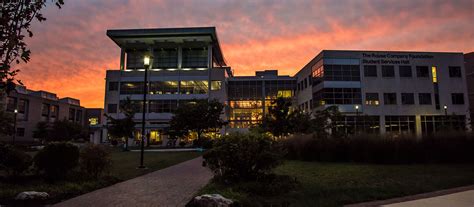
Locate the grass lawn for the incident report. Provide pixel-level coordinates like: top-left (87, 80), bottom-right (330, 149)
top-left (200, 160), bottom-right (474, 207)
top-left (0, 150), bottom-right (201, 205)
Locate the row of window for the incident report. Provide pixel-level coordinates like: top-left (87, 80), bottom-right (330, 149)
top-left (126, 47), bottom-right (208, 69)
top-left (107, 100), bottom-right (199, 114)
top-left (365, 92), bottom-right (464, 105)
top-left (364, 65), bottom-right (462, 78)
top-left (228, 80), bottom-right (294, 100)
top-left (109, 80), bottom-right (222, 95)
top-left (7, 97), bottom-right (82, 122)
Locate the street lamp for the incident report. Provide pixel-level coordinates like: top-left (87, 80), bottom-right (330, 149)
top-left (139, 55), bottom-right (151, 169)
top-left (443, 105), bottom-right (448, 116)
top-left (12, 109), bottom-right (18, 144)
top-left (354, 105), bottom-right (360, 135)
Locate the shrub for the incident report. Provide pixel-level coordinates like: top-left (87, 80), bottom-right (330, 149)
top-left (193, 137), bottom-right (214, 149)
top-left (0, 145), bottom-right (32, 176)
top-left (282, 133), bottom-right (474, 164)
top-left (79, 144), bottom-right (112, 179)
top-left (203, 133), bottom-right (284, 181)
top-left (34, 142), bottom-right (80, 179)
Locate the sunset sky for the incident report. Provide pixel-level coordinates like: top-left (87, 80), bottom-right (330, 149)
top-left (18, 0), bottom-right (474, 108)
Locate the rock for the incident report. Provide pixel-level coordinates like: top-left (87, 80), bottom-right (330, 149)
top-left (15, 191), bottom-right (49, 201)
top-left (187, 194), bottom-right (235, 207)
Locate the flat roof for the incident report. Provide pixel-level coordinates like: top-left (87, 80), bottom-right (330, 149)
top-left (106, 27), bottom-right (227, 66)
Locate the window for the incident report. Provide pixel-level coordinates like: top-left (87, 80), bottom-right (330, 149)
top-left (421, 115), bottom-right (466, 136)
top-left (416, 66), bottom-right (430, 77)
top-left (182, 47), bottom-right (208, 68)
top-left (381, 65), bottom-right (395, 77)
top-left (153, 48), bottom-right (178, 68)
top-left (180, 80), bottom-right (208, 94)
top-left (418, 93), bottom-right (432, 105)
top-left (50, 105), bottom-right (59, 118)
top-left (16, 128), bottom-right (25, 137)
top-left (449, 66), bottom-right (462, 78)
top-left (323, 64), bottom-right (360, 81)
top-left (318, 88), bottom-right (362, 105)
top-left (149, 81), bottom-right (178, 94)
top-left (149, 100), bottom-right (178, 113)
top-left (18, 99), bottom-right (28, 114)
top-left (399, 66), bottom-right (412, 77)
top-left (41, 103), bottom-right (50, 117)
top-left (108, 82), bottom-right (118, 91)
top-left (120, 82), bottom-right (144, 94)
top-left (76, 110), bottom-right (82, 122)
top-left (333, 116), bottom-right (380, 134)
top-left (211, 81), bottom-right (222, 91)
top-left (107, 104), bottom-right (117, 113)
top-left (304, 78), bottom-right (308, 89)
top-left (364, 65), bottom-right (377, 77)
top-left (6, 97), bottom-right (16, 112)
top-left (385, 116), bottom-right (416, 135)
top-left (69, 108), bottom-right (75, 121)
top-left (383, 93), bottom-right (397, 105)
top-left (452, 93), bottom-right (464, 104)
top-left (365, 93), bottom-right (379, 105)
top-left (401, 93), bottom-right (415, 105)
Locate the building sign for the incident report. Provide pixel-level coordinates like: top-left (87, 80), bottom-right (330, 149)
top-left (361, 53), bottom-right (434, 65)
top-left (89, 117), bottom-right (99, 126)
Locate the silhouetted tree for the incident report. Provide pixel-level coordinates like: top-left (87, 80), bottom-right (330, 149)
top-left (169, 99), bottom-right (225, 141)
top-left (260, 97), bottom-right (293, 137)
top-left (1, 0), bottom-right (64, 94)
top-left (105, 97), bottom-right (136, 150)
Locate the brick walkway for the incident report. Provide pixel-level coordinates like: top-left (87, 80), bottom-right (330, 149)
top-left (54, 157), bottom-right (213, 207)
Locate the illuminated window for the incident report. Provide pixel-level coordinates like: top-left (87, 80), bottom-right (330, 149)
top-left (365, 93), bottom-right (379, 105)
top-left (211, 81), bottom-right (222, 91)
top-left (180, 80), bottom-right (208, 94)
top-left (89, 118), bottom-right (99, 125)
top-left (120, 82), bottom-right (144, 94)
top-left (149, 81), bottom-right (178, 94)
top-left (149, 130), bottom-right (162, 144)
top-left (277, 90), bottom-right (292, 98)
top-left (431, 66), bottom-right (437, 83)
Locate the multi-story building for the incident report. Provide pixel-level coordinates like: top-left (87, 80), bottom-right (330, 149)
top-left (464, 52), bottom-right (474, 119)
top-left (104, 27), bottom-right (231, 144)
top-left (1, 85), bottom-right (87, 143)
top-left (227, 70), bottom-right (295, 129)
top-left (296, 50), bottom-right (470, 137)
top-left (104, 27), bottom-right (471, 143)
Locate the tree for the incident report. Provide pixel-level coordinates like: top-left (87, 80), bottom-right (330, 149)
top-left (260, 97), bottom-right (293, 137)
top-left (49, 119), bottom-right (85, 141)
top-left (105, 97), bottom-right (136, 150)
top-left (169, 99), bottom-right (225, 141)
top-left (0, 110), bottom-right (14, 137)
top-left (312, 105), bottom-right (344, 138)
top-left (288, 109), bottom-right (313, 134)
top-left (1, 0), bottom-right (64, 94)
top-left (33, 121), bottom-right (50, 142)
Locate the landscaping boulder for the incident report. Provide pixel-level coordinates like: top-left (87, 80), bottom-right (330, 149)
top-left (187, 194), bottom-right (235, 207)
top-left (15, 191), bottom-right (49, 201)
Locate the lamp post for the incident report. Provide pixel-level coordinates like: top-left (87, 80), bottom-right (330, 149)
top-left (12, 109), bottom-right (18, 144)
top-left (443, 105), bottom-right (448, 116)
top-left (139, 55), bottom-right (151, 169)
top-left (355, 105), bottom-right (359, 135)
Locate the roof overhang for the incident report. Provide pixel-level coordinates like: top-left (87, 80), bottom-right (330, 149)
top-left (106, 27), bottom-right (227, 66)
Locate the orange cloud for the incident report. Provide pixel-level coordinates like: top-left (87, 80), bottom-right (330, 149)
top-left (15, 0), bottom-right (474, 108)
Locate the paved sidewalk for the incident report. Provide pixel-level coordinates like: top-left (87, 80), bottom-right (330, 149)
top-left (383, 190), bottom-right (474, 207)
top-left (54, 157), bottom-right (212, 207)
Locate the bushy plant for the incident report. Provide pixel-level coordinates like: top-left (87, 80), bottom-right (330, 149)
top-left (79, 144), bottom-right (112, 179)
top-left (34, 142), bottom-right (79, 179)
top-left (203, 133), bottom-right (284, 181)
top-left (283, 133), bottom-right (474, 164)
top-left (193, 137), bottom-right (214, 149)
top-left (0, 145), bottom-right (32, 176)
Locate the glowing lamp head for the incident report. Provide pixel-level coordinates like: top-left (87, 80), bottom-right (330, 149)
top-left (14, 109), bottom-right (18, 113)
top-left (143, 56), bottom-right (151, 67)
top-left (355, 105), bottom-right (359, 110)
top-left (443, 105), bottom-right (448, 110)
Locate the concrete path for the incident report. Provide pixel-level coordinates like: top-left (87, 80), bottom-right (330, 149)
top-left (54, 157), bottom-right (213, 207)
top-left (382, 190), bottom-right (474, 207)
top-left (130, 148), bottom-right (203, 152)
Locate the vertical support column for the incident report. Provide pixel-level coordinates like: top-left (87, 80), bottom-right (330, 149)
top-left (261, 80), bottom-right (266, 123)
top-left (177, 45), bottom-right (182, 106)
top-left (120, 48), bottom-right (126, 70)
top-left (207, 44), bottom-right (213, 99)
top-left (380, 115), bottom-right (386, 135)
top-left (415, 115), bottom-right (422, 138)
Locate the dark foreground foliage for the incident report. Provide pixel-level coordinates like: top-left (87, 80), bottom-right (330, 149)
top-left (203, 133), bottom-right (284, 181)
top-left (283, 133), bottom-right (474, 164)
top-left (34, 142), bottom-right (79, 180)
